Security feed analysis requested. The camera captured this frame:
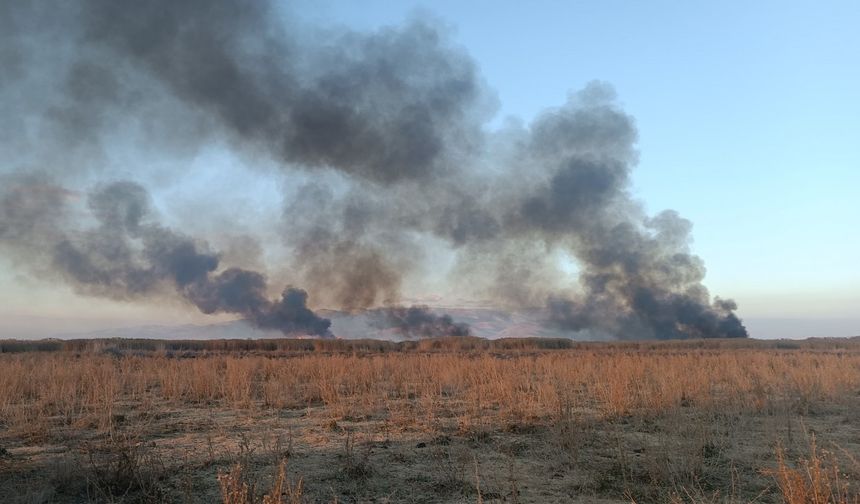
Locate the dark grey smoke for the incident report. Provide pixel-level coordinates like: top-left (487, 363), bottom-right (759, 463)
top-left (186, 269), bottom-right (331, 337)
top-left (77, 0), bottom-right (488, 185)
top-left (494, 90), bottom-right (747, 339)
top-left (76, 0), bottom-right (486, 315)
top-left (0, 0), bottom-right (747, 340)
top-left (283, 184), bottom-right (404, 312)
top-left (0, 178), bottom-right (331, 337)
top-left (371, 305), bottom-right (470, 339)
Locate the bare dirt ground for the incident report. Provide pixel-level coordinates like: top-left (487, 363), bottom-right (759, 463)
top-left (1, 338), bottom-right (859, 503)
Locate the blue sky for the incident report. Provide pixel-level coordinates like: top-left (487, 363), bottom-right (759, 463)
top-left (294, 0), bottom-right (860, 319)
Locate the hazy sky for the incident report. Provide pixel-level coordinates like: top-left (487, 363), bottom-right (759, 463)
top-left (2, 1), bottom-right (858, 338)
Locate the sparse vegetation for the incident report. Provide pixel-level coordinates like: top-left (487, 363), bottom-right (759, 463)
top-left (219, 459), bottom-right (304, 504)
top-left (764, 435), bottom-right (860, 504)
top-left (1, 337), bottom-right (859, 502)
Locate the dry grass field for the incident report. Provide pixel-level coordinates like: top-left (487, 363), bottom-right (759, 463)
top-left (1, 337), bottom-right (859, 503)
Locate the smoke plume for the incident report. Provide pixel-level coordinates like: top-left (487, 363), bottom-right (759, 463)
top-left (1, 0), bottom-right (747, 340)
top-left (371, 306), bottom-right (471, 339)
top-left (0, 177), bottom-right (331, 337)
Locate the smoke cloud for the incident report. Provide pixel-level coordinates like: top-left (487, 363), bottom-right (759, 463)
top-left (1, 0), bottom-right (747, 340)
top-left (78, 0), bottom-right (488, 185)
top-left (371, 306), bottom-right (471, 339)
top-left (0, 177), bottom-right (331, 337)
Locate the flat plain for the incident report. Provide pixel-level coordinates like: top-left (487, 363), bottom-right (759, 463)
top-left (1, 337), bottom-right (859, 503)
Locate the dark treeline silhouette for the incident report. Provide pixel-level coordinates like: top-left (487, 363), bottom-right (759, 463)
top-left (2, 336), bottom-right (857, 355)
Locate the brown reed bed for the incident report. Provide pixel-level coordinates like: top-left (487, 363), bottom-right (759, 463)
top-left (0, 338), bottom-right (858, 503)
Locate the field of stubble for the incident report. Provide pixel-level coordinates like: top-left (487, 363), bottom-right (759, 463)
top-left (1, 337), bottom-right (859, 504)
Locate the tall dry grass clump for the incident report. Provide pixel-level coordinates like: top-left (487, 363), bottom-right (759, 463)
top-left (765, 436), bottom-right (860, 504)
top-left (219, 460), bottom-right (304, 504)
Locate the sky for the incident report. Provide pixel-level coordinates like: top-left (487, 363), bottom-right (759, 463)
top-left (1, 1), bottom-right (858, 338)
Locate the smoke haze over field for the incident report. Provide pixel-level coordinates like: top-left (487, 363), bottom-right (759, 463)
top-left (0, 0), bottom-right (747, 339)
top-left (370, 305), bottom-right (471, 339)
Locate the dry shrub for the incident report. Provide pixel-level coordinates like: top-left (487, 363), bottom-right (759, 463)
top-left (764, 436), bottom-right (860, 504)
top-left (219, 459), bottom-right (303, 504)
top-left (83, 432), bottom-right (168, 503)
